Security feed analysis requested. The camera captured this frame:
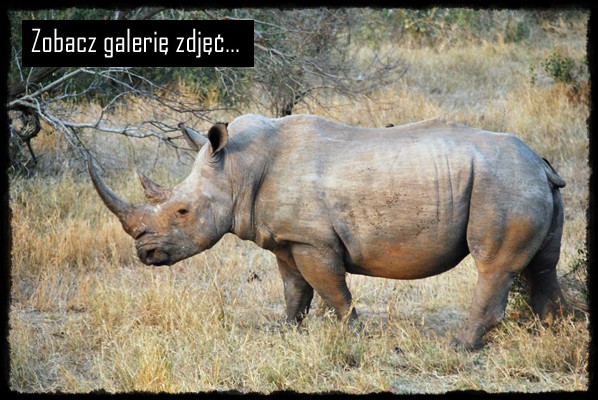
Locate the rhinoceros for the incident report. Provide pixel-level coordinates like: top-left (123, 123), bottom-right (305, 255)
top-left (88, 114), bottom-right (568, 350)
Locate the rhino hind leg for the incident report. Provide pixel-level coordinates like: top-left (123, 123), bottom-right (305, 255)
top-left (460, 214), bottom-right (549, 350)
top-left (524, 191), bottom-right (568, 320)
top-left (455, 268), bottom-right (516, 350)
top-left (525, 256), bottom-right (568, 321)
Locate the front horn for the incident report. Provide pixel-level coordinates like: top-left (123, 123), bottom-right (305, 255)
top-left (87, 158), bottom-right (149, 237)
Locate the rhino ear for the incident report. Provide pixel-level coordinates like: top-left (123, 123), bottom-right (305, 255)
top-left (207, 122), bottom-right (229, 155)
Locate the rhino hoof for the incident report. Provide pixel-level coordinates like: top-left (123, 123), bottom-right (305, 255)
top-left (451, 337), bottom-right (485, 352)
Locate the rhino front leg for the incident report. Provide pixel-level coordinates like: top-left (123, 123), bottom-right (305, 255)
top-left (290, 244), bottom-right (357, 324)
top-left (277, 256), bottom-right (314, 324)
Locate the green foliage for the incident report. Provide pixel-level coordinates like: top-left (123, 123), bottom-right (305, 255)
top-left (530, 48), bottom-right (587, 90)
top-left (509, 271), bottom-right (534, 320)
top-left (568, 248), bottom-right (588, 274)
top-left (541, 49), bottom-right (576, 84)
top-left (355, 8), bottom-right (586, 48)
top-left (562, 247), bottom-right (588, 302)
top-left (529, 64), bottom-right (538, 86)
top-left (504, 17), bottom-right (531, 43)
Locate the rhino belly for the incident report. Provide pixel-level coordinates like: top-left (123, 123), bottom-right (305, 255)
top-left (331, 201), bottom-right (470, 280)
top-left (344, 235), bottom-right (470, 279)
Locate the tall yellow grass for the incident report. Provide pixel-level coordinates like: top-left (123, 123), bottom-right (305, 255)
top-left (9, 17), bottom-right (588, 393)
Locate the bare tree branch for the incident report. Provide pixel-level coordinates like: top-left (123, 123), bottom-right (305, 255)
top-left (9, 66), bottom-right (63, 99)
top-left (8, 68), bottom-right (87, 109)
top-left (7, 64), bottom-right (216, 170)
top-left (213, 8), bottom-right (408, 117)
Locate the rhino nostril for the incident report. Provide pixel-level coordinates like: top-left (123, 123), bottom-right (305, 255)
top-left (138, 247), bottom-right (155, 262)
top-left (138, 246), bottom-right (171, 266)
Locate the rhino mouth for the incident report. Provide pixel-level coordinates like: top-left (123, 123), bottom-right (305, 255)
top-left (137, 245), bottom-right (173, 266)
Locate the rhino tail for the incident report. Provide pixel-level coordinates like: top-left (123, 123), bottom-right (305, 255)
top-left (542, 158), bottom-right (566, 189)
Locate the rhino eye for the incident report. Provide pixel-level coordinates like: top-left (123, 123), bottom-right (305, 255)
top-left (176, 208), bottom-right (189, 216)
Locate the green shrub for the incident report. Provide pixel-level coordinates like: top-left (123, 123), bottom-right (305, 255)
top-left (504, 18), bottom-right (531, 43)
top-left (562, 248), bottom-right (588, 302)
top-left (542, 49), bottom-right (575, 84)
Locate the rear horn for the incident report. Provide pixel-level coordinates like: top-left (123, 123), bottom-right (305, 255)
top-left (178, 122), bottom-right (208, 152)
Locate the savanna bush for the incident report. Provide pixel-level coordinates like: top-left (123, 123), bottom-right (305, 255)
top-left (541, 49), bottom-right (576, 84)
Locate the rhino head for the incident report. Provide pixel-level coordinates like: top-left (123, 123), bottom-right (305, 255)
top-left (88, 123), bottom-right (232, 266)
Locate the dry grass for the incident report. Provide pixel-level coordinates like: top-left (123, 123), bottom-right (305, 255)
top-left (9, 14), bottom-right (589, 393)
